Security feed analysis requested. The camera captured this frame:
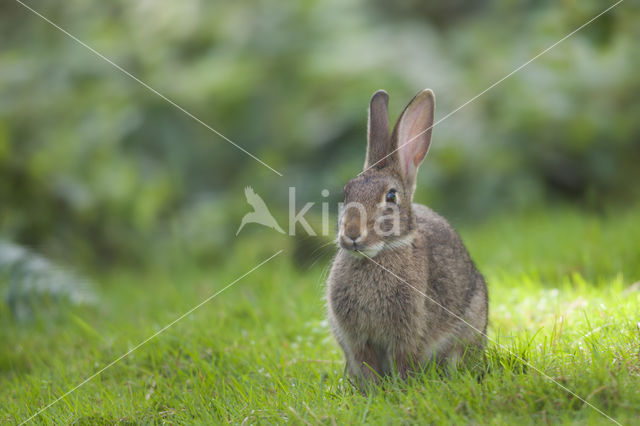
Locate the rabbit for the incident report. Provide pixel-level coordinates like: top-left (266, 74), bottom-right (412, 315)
top-left (326, 89), bottom-right (488, 390)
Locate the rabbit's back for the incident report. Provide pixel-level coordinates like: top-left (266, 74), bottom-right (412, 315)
top-left (413, 204), bottom-right (488, 341)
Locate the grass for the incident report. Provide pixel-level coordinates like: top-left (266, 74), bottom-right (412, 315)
top-left (1, 204), bottom-right (639, 424)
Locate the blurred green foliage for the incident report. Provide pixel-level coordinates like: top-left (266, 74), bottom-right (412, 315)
top-left (0, 240), bottom-right (96, 321)
top-left (1, 0), bottom-right (638, 267)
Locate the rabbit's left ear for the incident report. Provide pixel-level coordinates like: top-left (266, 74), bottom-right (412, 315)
top-left (391, 89), bottom-right (435, 185)
top-left (364, 90), bottom-right (390, 170)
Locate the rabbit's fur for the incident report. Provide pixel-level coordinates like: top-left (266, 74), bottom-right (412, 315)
top-left (326, 89), bottom-right (488, 389)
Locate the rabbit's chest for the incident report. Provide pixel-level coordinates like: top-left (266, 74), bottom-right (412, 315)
top-left (328, 260), bottom-right (422, 343)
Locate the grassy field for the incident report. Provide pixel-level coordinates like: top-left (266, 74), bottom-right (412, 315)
top-left (1, 205), bottom-right (639, 424)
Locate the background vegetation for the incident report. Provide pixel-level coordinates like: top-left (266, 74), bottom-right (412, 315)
top-left (2, 0), bottom-right (639, 267)
top-left (1, 0), bottom-right (639, 423)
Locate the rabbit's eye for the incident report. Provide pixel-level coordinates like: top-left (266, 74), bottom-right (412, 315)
top-left (385, 189), bottom-right (397, 203)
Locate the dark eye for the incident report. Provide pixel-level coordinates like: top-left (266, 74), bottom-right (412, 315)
top-left (385, 189), bottom-right (397, 203)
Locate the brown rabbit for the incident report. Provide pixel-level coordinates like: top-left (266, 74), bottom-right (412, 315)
top-left (326, 89), bottom-right (488, 389)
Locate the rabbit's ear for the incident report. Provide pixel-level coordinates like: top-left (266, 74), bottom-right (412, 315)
top-left (364, 90), bottom-right (390, 170)
top-left (391, 89), bottom-right (435, 186)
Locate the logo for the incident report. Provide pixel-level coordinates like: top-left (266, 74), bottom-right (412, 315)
top-left (236, 186), bottom-right (285, 235)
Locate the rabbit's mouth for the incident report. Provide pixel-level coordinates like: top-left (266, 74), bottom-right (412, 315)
top-left (338, 236), bottom-right (384, 258)
top-left (355, 245), bottom-right (384, 258)
top-left (338, 230), bottom-right (417, 258)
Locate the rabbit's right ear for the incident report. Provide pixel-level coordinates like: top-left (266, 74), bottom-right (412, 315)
top-left (364, 90), bottom-right (390, 170)
top-left (390, 89), bottom-right (435, 188)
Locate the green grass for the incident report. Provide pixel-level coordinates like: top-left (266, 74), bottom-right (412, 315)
top-left (1, 205), bottom-right (639, 424)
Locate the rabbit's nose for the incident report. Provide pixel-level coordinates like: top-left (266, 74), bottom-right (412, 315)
top-left (344, 223), bottom-right (361, 241)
